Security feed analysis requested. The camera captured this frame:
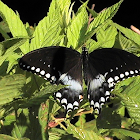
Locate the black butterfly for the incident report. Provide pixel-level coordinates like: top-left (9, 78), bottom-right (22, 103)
top-left (19, 46), bottom-right (140, 113)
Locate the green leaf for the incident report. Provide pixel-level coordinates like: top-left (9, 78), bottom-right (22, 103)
top-left (85, 0), bottom-right (123, 46)
top-left (0, 134), bottom-right (18, 140)
top-left (75, 114), bottom-right (86, 127)
top-left (97, 108), bottom-right (121, 130)
top-left (0, 1), bottom-right (29, 54)
top-left (50, 101), bottom-right (61, 116)
top-left (0, 134), bottom-right (29, 140)
top-left (96, 23), bottom-right (118, 48)
top-left (67, 1), bottom-right (88, 50)
top-left (29, 15), bottom-right (63, 51)
top-left (38, 101), bottom-right (52, 140)
top-left (85, 38), bottom-right (106, 53)
top-left (0, 74), bottom-right (25, 105)
top-left (49, 128), bottom-right (66, 140)
top-left (29, 1), bottom-right (66, 52)
top-left (111, 129), bottom-right (140, 140)
top-left (114, 76), bottom-right (140, 125)
top-left (66, 122), bottom-right (104, 140)
top-left (0, 21), bottom-right (10, 33)
top-left (83, 120), bottom-right (98, 132)
top-left (0, 37), bottom-right (28, 67)
top-left (118, 32), bottom-right (140, 55)
top-left (2, 112), bottom-right (16, 126)
top-left (49, 0), bottom-right (71, 27)
top-left (0, 21), bottom-right (10, 39)
top-left (6, 53), bottom-right (20, 73)
top-left (0, 43), bottom-right (5, 56)
top-left (88, 0), bottom-right (123, 30)
top-left (20, 83), bottom-right (65, 108)
top-left (11, 110), bottom-right (29, 139)
top-left (112, 23), bottom-right (140, 46)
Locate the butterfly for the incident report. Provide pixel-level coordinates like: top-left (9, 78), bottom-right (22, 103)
top-left (19, 46), bottom-right (140, 113)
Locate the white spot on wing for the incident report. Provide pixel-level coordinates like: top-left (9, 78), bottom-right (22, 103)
top-left (104, 72), bottom-right (108, 78)
top-left (107, 77), bottom-right (114, 83)
top-left (40, 70), bottom-right (45, 75)
top-left (36, 68), bottom-right (40, 72)
top-left (105, 91), bottom-right (110, 96)
top-left (73, 101), bottom-right (79, 107)
top-left (45, 73), bottom-right (50, 78)
top-left (55, 92), bottom-right (62, 98)
top-left (107, 77), bottom-right (115, 88)
top-left (130, 70), bottom-right (134, 74)
top-left (120, 73), bottom-right (124, 78)
top-left (110, 69), bottom-right (113, 72)
top-left (99, 97), bottom-right (105, 103)
top-left (106, 96), bottom-right (109, 101)
top-left (31, 66), bottom-right (35, 70)
top-left (89, 74), bottom-right (105, 90)
top-left (114, 76), bottom-right (119, 81)
top-left (59, 73), bottom-right (67, 81)
top-left (74, 106), bottom-right (78, 110)
top-left (115, 67), bottom-right (118, 70)
top-left (27, 66), bottom-right (30, 69)
top-left (67, 103), bottom-right (73, 110)
top-left (135, 70), bottom-right (138, 73)
top-left (51, 76), bottom-right (56, 81)
top-left (90, 100), bottom-right (94, 106)
top-left (100, 102), bottom-right (104, 106)
top-left (125, 71), bottom-right (129, 76)
top-left (59, 74), bottom-right (82, 92)
top-left (61, 98), bottom-right (67, 104)
top-left (94, 102), bottom-right (99, 108)
top-left (62, 104), bottom-right (66, 109)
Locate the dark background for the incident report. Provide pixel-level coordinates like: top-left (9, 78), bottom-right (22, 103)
top-left (1, 0), bottom-right (140, 33)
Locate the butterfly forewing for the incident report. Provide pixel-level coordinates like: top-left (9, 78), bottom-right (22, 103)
top-left (19, 46), bottom-right (83, 112)
top-left (89, 48), bottom-right (140, 88)
top-left (86, 48), bottom-right (140, 113)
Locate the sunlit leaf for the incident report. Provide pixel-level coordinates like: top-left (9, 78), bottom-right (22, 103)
top-left (114, 76), bottom-right (140, 125)
top-left (112, 23), bottom-right (140, 46)
top-left (66, 122), bottom-right (104, 140)
top-left (67, 1), bottom-right (88, 50)
top-left (0, 74), bottom-right (25, 105)
top-left (0, 37), bottom-right (28, 67)
top-left (0, 1), bottom-right (29, 53)
top-left (96, 24), bottom-right (117, 48)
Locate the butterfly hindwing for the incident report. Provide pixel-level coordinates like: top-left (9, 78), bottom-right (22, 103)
top-left (86, 48), bottom-right (140, 112)
top-left (19, 46), bottom-right (83, 112)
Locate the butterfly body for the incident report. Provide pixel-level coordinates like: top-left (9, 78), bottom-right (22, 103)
top-left (19, 46), bottom-right (140, 113)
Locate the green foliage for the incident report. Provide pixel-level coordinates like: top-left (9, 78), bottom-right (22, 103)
top-left (114, 77), bottom-right (140, 124)
top-left (0, 0), bottom-right (140, 139)
top-left (0, 74), bottom-right (25, 106)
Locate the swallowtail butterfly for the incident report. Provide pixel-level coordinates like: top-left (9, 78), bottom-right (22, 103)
top-left (19, 46), bottom-right (140, 113)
